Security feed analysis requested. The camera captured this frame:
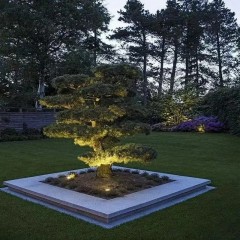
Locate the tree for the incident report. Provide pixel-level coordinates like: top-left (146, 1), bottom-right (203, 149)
top-left (179, 0), bottom-right (209, 93)
top-left (111, 0), bottom-right (153, 105)
top-left (40, 64), bottom-right (157, 178)
top-left (149, 9), bottom-right (170, 97)
top-left (166, 0), bottom-right (185, 94)
top-left (0, 0), bottom-right (111, 108)
top-left (200, 87), bottom-right (240, 135)
top-left (80, 0), bottom-right (113, 66)
top-left (57, 48), bottom-right (95, 76)
top-left (150, 88), bottom-right (199, 126)
top-left (206, 0), bottom-right (238, 87)
top-left (149, 0), bottom-right (184, 96)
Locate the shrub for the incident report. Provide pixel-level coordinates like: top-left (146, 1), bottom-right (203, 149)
top-left (131, 170), bottom-right (140, 174)
top-left (161, 176), bottom-right (170, 181)
top-left (1, 128), bottom-right (18, 136)
top-left (22, 128), bottom-right (40, 136)
top-left (44, 177), bottom-right (54, 183)
top-left (172, 116), bottom-right (225, 133)
top-left (0, 135), bottom-right (28, 142)
top-left (112, 168), bottom-right (123, 172)
top-left (141, 171), bottom-right (149, 177)
top-left (200, 87), bottom-right (240, 136)
top-left (149, 88), bottom-right (199, 127)
top-left (0, 127), bottom-right (43, 142)
top-left (151, 123), bottom-right (173, 132)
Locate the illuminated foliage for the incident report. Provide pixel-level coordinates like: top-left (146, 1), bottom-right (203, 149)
top-left (41, 64), bottom-right (157, 177)
top-left (150, 88), bottom-right (199, 126)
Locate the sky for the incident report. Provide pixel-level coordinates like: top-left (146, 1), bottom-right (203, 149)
top-left (104, 0), bottom-right (240, 30)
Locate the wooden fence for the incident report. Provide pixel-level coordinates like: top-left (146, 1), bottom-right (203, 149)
top-left (0, 111), bottom-right (56, 131)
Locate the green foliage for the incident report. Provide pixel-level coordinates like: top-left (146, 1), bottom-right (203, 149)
top-left (0, 0), bottom-right (111, 107)
top-left (0, 128), bottom-right (18, 136)
top-left (41, 64), bottom-right (157, 168)
top-left (162, 175), bottom-right (170, 181)
top-left (80, 143), bottom-right (157, 166)
top-left (178, 0), bottom-right (210, 91)
top-left (200, 87), bottom-right (240, 136)
top-left (111, 0), bottom-right (153, 104)
top-left (58, 48), bottom-right (94, 75)
top-left (206, 0), bottom-right (239, 87)
top-left (0, 127), bottom-right (43, 142)
top-left (150, 88), bottom-right (199, 126)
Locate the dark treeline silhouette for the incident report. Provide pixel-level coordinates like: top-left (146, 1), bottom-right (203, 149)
top-left (112, 0), bottom-right (239, 100)
top-left (0, 0), bottom-right (239, 107)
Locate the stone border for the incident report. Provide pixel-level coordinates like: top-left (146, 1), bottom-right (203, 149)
top-left (2, 167), bottom-right (214, 228)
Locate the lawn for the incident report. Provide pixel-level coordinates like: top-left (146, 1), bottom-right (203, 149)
top-left (0, 132), bottom-right (240, 240)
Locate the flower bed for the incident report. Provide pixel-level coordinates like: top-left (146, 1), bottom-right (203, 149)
top-left (172, 116), bottom-right (225, 133)
top-left (43, 168), bottom-right (171, 199)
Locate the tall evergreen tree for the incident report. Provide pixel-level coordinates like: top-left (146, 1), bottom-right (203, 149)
top-left (111, 0), bottom-right (152, 105)
top-left (149, 0), bottom-right (184, 96)
top-left (0, 0), bottom-right (111, 107)
top-left (80, 0), bottom-right (113, 66)
top-left (206, 0), bottom-right (238, 87)
top-left (178, 0), bottom-right (208, 93)
top-left (166, 0), bottom-right (184, 94)
top-left (149, 9), bottom-right (170, 97)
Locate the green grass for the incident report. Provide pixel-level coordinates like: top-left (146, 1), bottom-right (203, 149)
top-left (0, 133), bottom-right (240, 240)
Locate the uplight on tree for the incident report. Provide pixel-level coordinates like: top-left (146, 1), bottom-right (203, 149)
top-left (40, 64), bottom-right (157, 178)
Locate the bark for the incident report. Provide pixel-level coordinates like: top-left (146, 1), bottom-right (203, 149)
top-left (169, 43), bottom-right (178, 94)
top-left (158, 36), bottom-right (166, 97)
top-left (185, 25), bottom-right (190, 88)
top-left (93, 29), bottom-right (97, 67)
top-left (35, 64), bottom-right (46, 110)
top-left (96, 164), bottom-right (112, 178)
top-left (142, 31), bottom-right (148, 106)
top-left (185, 54), bottom-right (189, 88)
top-left (216, 31), bottom-right (224, 87)
top-left (195, 51), bottom-right (199, 92)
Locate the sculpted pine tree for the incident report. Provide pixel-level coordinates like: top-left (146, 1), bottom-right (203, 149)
top-left (40, 64), bottom-right (157, 178)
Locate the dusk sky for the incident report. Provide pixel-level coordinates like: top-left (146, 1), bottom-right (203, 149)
top-left (105, 0), bottom-right (240, 30)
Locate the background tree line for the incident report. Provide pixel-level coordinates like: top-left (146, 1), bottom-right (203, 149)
top-left (0, 0), bottom-right (112, 107)
top-left (0, 0), bottom-right (239, 108)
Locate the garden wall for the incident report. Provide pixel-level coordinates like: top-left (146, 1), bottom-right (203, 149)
top-left (0, 111), bottom-right (56, 131)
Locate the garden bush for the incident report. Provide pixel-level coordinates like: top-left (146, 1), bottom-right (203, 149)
top-left (149, 88), bottom-right (199, 127)
top-left (0, 127), bottom-right (18, 136)
top-left (0, 127), bottom-right (43, 142)
top-left (22, 127), bottom-right (41, 136)
top-left (200, 87), bottom-right (240, 136)
top-left (172, 116), bottom-right (225, 133)
top-left (151, 123), bottom-right (173, 132)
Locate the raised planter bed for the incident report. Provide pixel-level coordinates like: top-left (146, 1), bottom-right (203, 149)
top-left (1, 167), bottom-right (214, 228)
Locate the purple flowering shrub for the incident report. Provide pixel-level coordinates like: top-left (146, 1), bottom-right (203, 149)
top-left (172, 116), bottom-right (225, 133)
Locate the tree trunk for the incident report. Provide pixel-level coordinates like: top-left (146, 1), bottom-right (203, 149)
top-left (185, 52), bottom-right (189, 88)
top-left (35, 65), bottom-right (46, 110)
top-left (96, 164), bottom-right (112, 178)
top-left (185, 23), bottom-right (190, 89)
top-left (169, 43), bottom-right (178, 94)
top-left (195, 51), bottom-right (199, 93)
top-left (93, 29), bottom-right (97, 67)
top-left (216, 31), bottom-right (224, 87)
top-left (158, 36), bottom-right (166, 97)
top-left (142, 31), bottom-right (148, 106)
